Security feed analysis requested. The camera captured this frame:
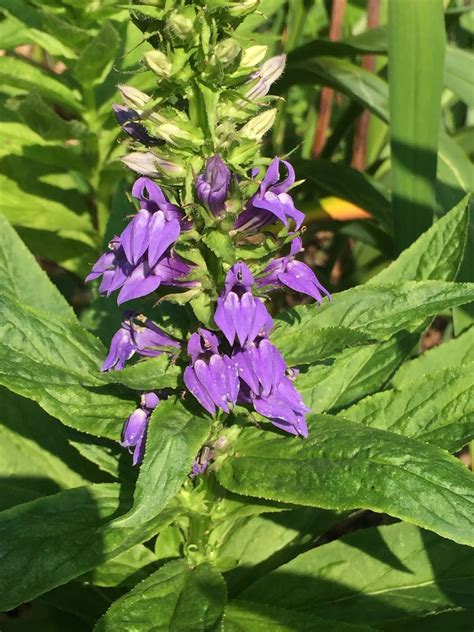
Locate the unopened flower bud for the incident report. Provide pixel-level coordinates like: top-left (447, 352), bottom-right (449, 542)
top-left (246, 54), bottom-right (286, 101)
top-left (145, 50), bottom-right (172, 78)
top-left (168, 11), bottom-right (194, 38)
top-left (240, 108), bottom-right (276, 141)
top-left (196, 155), bottom-right (231, 216)
top-left (215, 38), bottom-right (241, 65)
top-left (227, 0), bottom-right (260, 18)
top-left (155, 122), bottom-right (203, 149)
top-left (118, 85), bottom-right (151, 110)
top-left (121, 151), bottom-right (185, 177)
top-left (240, 45), bottom-right (267, 67)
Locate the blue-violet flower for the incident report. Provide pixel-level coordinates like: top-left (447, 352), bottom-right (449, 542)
top-left (121, 391), bottom-right (159, 465)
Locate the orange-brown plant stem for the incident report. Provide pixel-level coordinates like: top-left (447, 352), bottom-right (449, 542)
top-left (312, 0), bottom-right (347, 157)
top-left (351, 0), bottom-right (380, 171)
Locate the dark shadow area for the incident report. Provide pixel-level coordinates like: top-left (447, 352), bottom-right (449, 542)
top-left (0, 387), bottom-right (113, 485)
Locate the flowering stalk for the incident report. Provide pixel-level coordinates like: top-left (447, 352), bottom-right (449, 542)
top-left (87, 1), bottom-right (329, 466)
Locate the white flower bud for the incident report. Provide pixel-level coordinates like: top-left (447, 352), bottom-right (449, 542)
top-left (240, 108), bottom-right (276, 141)
top-left (121, 151), bottom-right (184, 177)
top-left (144, 50), bottom-right (172, 78)
top-left (118, 85), bottom-right (151, 110)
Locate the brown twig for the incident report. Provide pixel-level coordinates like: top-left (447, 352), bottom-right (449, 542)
top-left (311, 0), bottom-right (347, 157)
top-left (351, 0), bottom-right (380, 171)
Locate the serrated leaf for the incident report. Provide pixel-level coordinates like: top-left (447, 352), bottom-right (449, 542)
top-left (0, 214), bottom-right (76, 319)
top-left (224, 601), bottom-right (373, 632)
top-left (392, 326), bottom-right (474, 388)
top-left (217, 417), bottom-right (474, 546)
top-left (82, 545), bottom-right (157, 588)
top-left (203, 230), bottom-right (236, 264)
top-left (94, 561), bottom-right (226, 632)
top-left (272, 281), bottom-right (474, 365)
top-left (341, 362), bottom-right (474, 452)
top-left (240, 522), bottom-right (474, 628)
top-left (0, 401), bottom-right (210, 610)
top-left (0, 56), bottom-right (82, 113)
top-left (370, 194), bottom-right (470, 285)
top-left (18, 92), bottom-right (85, 141)
top-left (108, 355), bottom-right (181, 391)
top-left (297, 332), bottom-right (417, 412)
top-left (0, 175), bottom-right (95, 238)
top-left (74, 22), bottom-right (119, 86)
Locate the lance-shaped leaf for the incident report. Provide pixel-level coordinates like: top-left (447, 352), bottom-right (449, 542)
top-left (94, 561), bottom-right (226, 632)
top-left (224, 601), bottom-right (374, 632)
top-left (0, 400), bottom-right (210, 610)
top-left (297, 332), bottom-right (417, 413)
top-left (239, 522), bottom-right (474, 629)
top-left (0, 214), bottom-right (76, 320)
top-left (217, 418), bottom-right (474, 546)
top-left (272, 281), bottom-right (474, 365)
top-left (340, 362), bottom-right (474, 452)
top-left (392, 326), bottom-right (474, 388)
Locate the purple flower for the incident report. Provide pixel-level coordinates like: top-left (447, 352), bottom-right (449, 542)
top-left (234, 158), bottom-right (304, 233)
top-left (214, 262), bottom-right (272, 347)
top-left (120, 177), bottom-right (184, 267)
top-left (121, 391), bottom-right (160, 465)
top-left (184, 329), bottom-right (239, 415)
top-left (112, 104), bottom-right (155, 146)
top-left (235, 337), bottom-right (309, 438)
top-left (102, 312), bottom-right (179, 372)
top-left (257, 237), bottom-right (331, 303)
top-left (196, 155), bottom-right (231, 216)
top-left (191, 446), bottom-right (212, 478)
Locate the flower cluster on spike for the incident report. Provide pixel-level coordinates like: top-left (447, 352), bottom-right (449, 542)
top-left (87, 1), bottom-right (329, 467)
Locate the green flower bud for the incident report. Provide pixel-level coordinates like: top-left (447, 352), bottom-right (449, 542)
top-left (240, 108), bottom-right (276, 140)
top-left (155, 122), bottom-right (203, 149)
top-left (144, 50), bottom-right (172, 78)
top-left (118, 84), bottom-right (150, 109)
top-left (227, 0), bottom-right (260, 18)
top-left (215, 38), bottom-right (241, 65)
top-left (240, 44), bottom-right (267, 67)
top-left (168, 10), bottom-right (194, 39)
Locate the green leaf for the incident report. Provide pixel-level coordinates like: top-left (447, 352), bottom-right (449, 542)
top-left (297, 332), bottom-right (416, 413)
top-left (0, 56), bottom-right (83, 113)
top-left (0, 349), bottom-right (133, 438)
top-left (0, 214), bottom-right (76, 319)
top-left (0, 293), bottom-right (135, 438)
top-left (18, 92), bottom-right (86, 141)
top-left (239, 522), bottom-right (474, 628)
top-left (74, 22), bottom-right (120, 86)
top-left (217, 417), bottom-right (474, 546)
top-left (118, 398), bottom-right (211, 525)
top-left (279, 56), bottom-right (388, 121)
top-left (341, 361), bottom-right (474, 452)
top-left (108, 355), bottom-right (181, 391)
top-left (0, 401), bottom-right (210, 610)
top-left (288, 27), bottom-right (387, 62)
top-left (82, 545), bottom-right (157, 588)
top-left (388, 0), bottom-right (445, 252)
top-left (203, 230), bottom-right (236, 264)
top-left (272, 281), bottom-right (474, 365)
top-left (392, 326), bottom-right (474, 388)
top-left (0, 174), bottom-right (95, 238)
top-left (224, 601), bottom-right (373, 632)
top-left (0, 390), bottom-right (93, 501)
top-left (221, 508), bottom-right (338, 595)
top-left (444, 45), bottom-right (474, 106)
top-left (369, 194), bottom-right (470, 285)
top-left (94, 561), bottom-right (226, 632)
